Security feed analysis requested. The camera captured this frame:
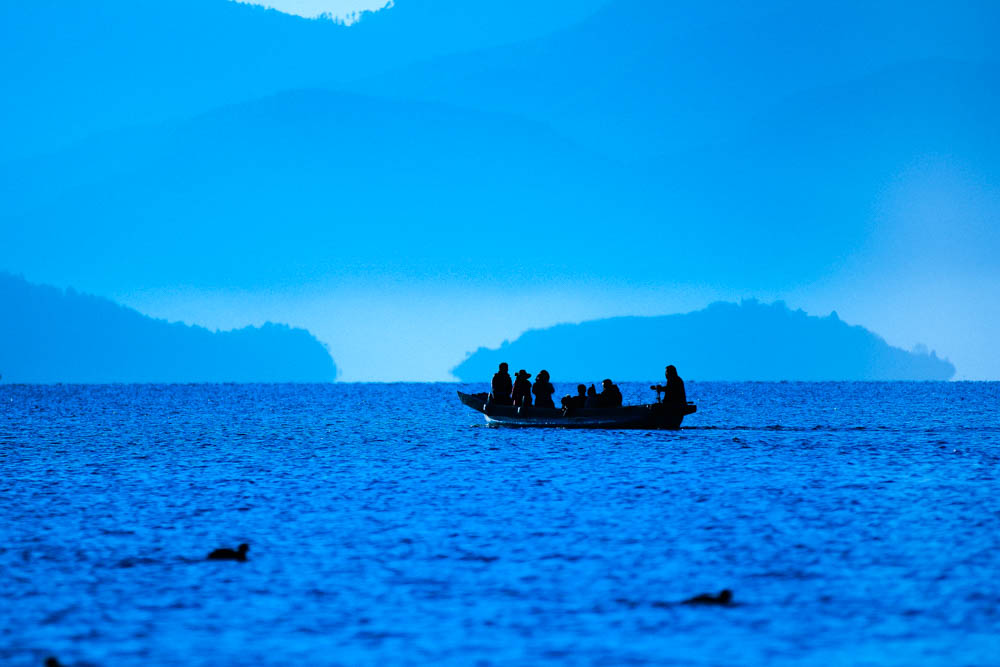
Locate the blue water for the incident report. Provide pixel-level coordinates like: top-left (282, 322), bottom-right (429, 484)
top-left (2, 382), bottom-right (999, 666)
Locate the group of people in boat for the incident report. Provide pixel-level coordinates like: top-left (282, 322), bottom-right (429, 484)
top-left (489, 363), bottom-right (624, 409)
top-left (488, 362), bottom-right (685, 410)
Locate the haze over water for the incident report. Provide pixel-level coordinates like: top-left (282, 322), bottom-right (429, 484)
top-left (4, 382), bottom-right (998, 665)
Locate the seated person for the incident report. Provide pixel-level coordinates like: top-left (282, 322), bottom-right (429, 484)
top-left (512, 369), bottom-right (533, 407)
top-left (490, 362), bottom-right (513, 405)
top-left (561, 384), bottom-right (588, 410)
top-left (532, 370), bottom-right (555, 408)
top-left (583, 384), bottom-right (600, 408)
top-left (600, 379), bottom-right (623, 407)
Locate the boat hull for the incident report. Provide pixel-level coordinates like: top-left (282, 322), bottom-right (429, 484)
top-left (457, 392), bottom-right (696, 430)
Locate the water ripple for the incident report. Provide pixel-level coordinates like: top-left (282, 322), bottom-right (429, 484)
top-left (1, 382), bottom-right (998, 665)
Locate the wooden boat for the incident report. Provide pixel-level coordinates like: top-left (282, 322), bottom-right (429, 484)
top-left (458, 392), bottom-right (696, 430)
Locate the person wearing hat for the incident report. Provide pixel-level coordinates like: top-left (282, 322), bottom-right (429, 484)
top-left (490, 362), bottom-right (513, 405)
top-left (512, 369), bottom-right (533, 407)
top-left (532, 370), bottom-right (555, 409)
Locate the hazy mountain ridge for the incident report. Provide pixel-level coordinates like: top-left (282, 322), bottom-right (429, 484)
top-left (644, 60), bottom-right (1000, 280)
top-left (1, 88), bottom-right (642, 292)
top-left (344, 0), bottom-right (999, 160)
top-left (4, 63), bottom-right (996, 294)
top-left (452, 301), bottom-right (955, 382)
top-left (0, 0), bottom-right (608, 161)
top-left (0, 273), bottom-right (337, 382)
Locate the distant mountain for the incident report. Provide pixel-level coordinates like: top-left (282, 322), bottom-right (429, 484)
top-left (452, 301), bottom-right (955, 382)
top-left (0, 274), bottom-right (336, 383)
top-left (1, 89), bottom-right (638, 292)
top-left (644, 61), bottom-right (1000, 282)
top-left (3, 2), bottom-right (996, 293)
top-left (0, 0), bottom-right (607, 160)
top-left (346, 0), bottom-right (999, 160)
top-left (3, 62), bottom-right (996, 295)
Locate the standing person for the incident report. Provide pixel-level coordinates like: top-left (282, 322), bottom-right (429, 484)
top-left (584, 384), bottom-right (600, 408)
top-left (491, 362), bottom-right (513, 405)
top-left (512, 370), bottom-right (533, 407)
top-left (532, 370), bottom-right (555, 408)
top-left (664, 365), bottom-right (686, 407)
top-left (652, 365), bottom-right (686, 407)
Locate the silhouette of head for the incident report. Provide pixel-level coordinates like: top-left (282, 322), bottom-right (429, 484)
top-left (499, 362), bottom-right (508, 373)
top-left (719, 589), bottom-right (733, 603)
top-left (602, 379), bottom-right (613, 388)
top-left (538, 369), bottom-right (549, 381)
top-left (516, 369), bottom-right (531, 379)
top-left (577, 384), bottom-right (587, 395)
top-left (238, 544), bottom-right (249, 555)
top-left (587, 385), bottom-right (597, 396)
top-left (45, 658), bottom-right (63, 667)
top-left (666, 365), bottom-right (678, 378)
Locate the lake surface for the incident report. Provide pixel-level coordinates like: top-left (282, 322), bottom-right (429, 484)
top-left (2, 382), bottom-right (999, 666)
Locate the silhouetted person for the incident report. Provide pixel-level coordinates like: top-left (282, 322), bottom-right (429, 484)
top-left (652, 365), bottom-right (686, 407)
top-left (584, 384), bottom-right (600, 408)
top-left (682, 589), bottom-right (733, 605)
top-left (207, 543), bottom-right (249, 562)
top-left (490, 362), bottom-right (513, 405)
top-left (561, 384), bottom-right (588, 410)
top-left (512, 370), bottom-right (532, 407)
top-left (532, 369), bottom-right (555, 408)
top-left (600, 379), bottom-right (623, 407)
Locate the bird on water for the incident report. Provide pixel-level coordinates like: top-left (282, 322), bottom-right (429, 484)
top-left (207, 543), bottom-right (249, 561)
top-left (682, 589), bottom-right (733, 605)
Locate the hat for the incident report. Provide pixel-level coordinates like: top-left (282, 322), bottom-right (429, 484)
top-left (516, 369), bottom-right (532, 378)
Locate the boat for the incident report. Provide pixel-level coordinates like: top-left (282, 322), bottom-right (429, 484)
top-left (457, 392), bottom-right (696, 430)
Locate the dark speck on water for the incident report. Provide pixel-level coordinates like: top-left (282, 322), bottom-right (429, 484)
top-left (2, 382), bottom-right (999, 665)
top-left (206, 543), bottom-right (249, 562)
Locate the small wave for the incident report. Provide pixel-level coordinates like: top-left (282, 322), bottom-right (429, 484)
top-left (539, 553), bottom-right (584, 562)
top-left (114, 557), bottom-right (160, 568)
top-left (457, 553), bottom-right (499, 563)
